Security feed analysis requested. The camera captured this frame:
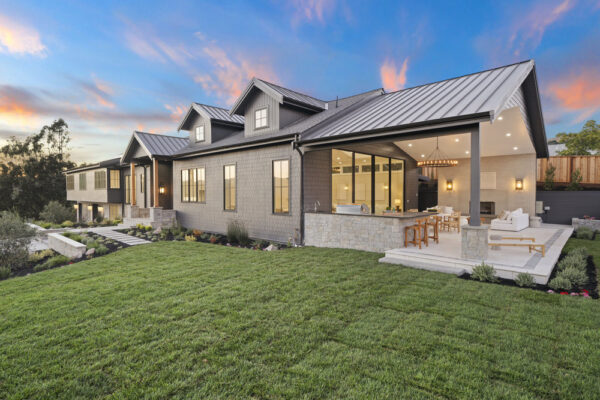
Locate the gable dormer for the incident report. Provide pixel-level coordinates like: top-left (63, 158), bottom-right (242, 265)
top-left (178, 103), bottom-right (244, 145)
top-left (230, 78), bottom-right (327, 138)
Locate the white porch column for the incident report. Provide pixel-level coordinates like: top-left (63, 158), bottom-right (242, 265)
top-left (469, 124), bottom-right (480, 226)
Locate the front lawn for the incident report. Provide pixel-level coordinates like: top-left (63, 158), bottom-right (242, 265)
top-left (1, 242), bottom-right (599, 399)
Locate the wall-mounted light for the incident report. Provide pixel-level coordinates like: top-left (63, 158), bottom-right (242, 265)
top-left (87, 205), bottom-right (92, 211)
top-left (344, 185), bottom-right (349, 191)
top-left (446, 180), bottom-right (453, 191)
top-left (73, 204), bottom-right (78, 209)
top-left (515, 178), bottom-right (523, 191)
top-left (98, 206), bottom-right (104, 214)
top-left (383, 185), bottom-right (389, 190)
top-left (159, 185), bottom-right (166, 194)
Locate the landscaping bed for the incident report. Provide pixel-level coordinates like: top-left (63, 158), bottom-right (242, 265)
top-left (118, 224), bottom-right (291, 250)
top-left (33, 219), bottom-right (121, 230)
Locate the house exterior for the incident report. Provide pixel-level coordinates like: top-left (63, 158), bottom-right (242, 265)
top-left (66, 60), bottom-right (548, 256)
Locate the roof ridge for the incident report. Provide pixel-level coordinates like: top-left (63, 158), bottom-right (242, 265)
top-left (256, 78), bottom-right (326, 103)
top-left (135, 131), bottom-right (188, 140)
top-left (194, 102), bottom-right (229, 111)
top-left (382, 59), bottom-right (533, 97)
top-left (325, 88), bottom-right (383, 103)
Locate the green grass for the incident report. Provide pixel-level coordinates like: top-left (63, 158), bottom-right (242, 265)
top-left (1, 242), bottom-right (599, 399)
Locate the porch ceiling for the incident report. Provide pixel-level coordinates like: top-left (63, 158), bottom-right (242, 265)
top-left (395, 107), bottom-right (534, 160)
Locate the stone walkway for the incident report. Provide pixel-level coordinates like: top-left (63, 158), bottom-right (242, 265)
top-left (88, 227), bottom-right (150, 246)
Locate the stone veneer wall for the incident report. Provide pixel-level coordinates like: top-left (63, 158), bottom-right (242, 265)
top-left (304, 212), bottom-right (419, 253)
top-left (572, 218), bottom-right (600, 231)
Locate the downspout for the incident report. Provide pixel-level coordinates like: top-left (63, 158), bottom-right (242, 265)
top-left (292, 134), bottom-right (304, 245)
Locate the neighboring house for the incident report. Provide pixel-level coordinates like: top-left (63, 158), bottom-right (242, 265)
top-left (547, 138), bottom-right (566, 156)
top-left (66, 60), bottom-right (548, 255)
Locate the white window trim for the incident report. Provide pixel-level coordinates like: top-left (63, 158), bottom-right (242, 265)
top-left (255, 107), bottom-right (268, 130)
top-left (195, 125), bottom-right (205, 142)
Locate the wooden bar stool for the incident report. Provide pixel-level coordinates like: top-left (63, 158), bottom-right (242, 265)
top-left (426, 215), bottom-right (441, 244)
top-left (404, 218), bottom-right (428, 249)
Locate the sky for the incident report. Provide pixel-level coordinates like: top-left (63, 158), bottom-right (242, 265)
top-left (0, 0), bottom-right (599, 162)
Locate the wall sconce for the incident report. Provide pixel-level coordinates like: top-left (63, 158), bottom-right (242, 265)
top-left (383, 185), bottom-right (389, 190)
top-left (344, 185), bottom-right (349, 191)
top-left (515, 178), bottom-right (523, 191)
top-left (73, 204), bottom-right (78, 209)
top-left (446, 180), bottom-right (453, 191)
top-left (159, 185), bottom-right (166, 194)
top-left (87, 205), bottom-right (92, 211)
top-left (98, 206), bottom-right (104, 214)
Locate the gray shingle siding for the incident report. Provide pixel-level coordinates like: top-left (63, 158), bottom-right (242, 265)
top-left (173, 143), bottom-right (301, 243)
top-left (244, 90), bottom-right (280, 137)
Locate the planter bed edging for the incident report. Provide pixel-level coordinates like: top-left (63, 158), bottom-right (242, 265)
top-left (47, 232), bottom-right (86, 258)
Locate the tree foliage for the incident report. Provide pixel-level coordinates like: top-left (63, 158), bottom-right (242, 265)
top-left (556, 120), bottom-right (600, 156)
top-left (0, 119), bottom-right (75, 218)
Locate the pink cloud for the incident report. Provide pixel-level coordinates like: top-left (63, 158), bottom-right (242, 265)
top-left (0, 13), bottom-right (46, 56)
top-left (164, 104), bottom-right (187, 121)
top-left (546, 68), bottom-right (600, 123)
top-left (288, 0), bottom-right (340, 26)
top-left (380, 58), bottom-right (409, 92)
top-left (194, 44), bottom-right (279, 105)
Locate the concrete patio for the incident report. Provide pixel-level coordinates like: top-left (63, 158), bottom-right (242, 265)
top-left (379, 223), bottom-right (573, 284)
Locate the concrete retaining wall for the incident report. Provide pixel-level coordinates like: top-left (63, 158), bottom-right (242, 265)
top-left (47, 233), bottom-right (86, 258)
top-left (572, 218), bottom-right (600, 231)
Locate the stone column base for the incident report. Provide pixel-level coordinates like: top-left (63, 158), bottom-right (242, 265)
top-left (461, 225), bottom-right (489, 260)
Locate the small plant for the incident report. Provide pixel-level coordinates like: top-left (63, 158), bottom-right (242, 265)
top-left (28, 249), bottom-right (55, 263)
top-left (566, 169), bottom-right (583, 191)
top-left (543, 164), bottom-right (556, 191)
top-left (193, 229), bottom-right (203, 236)
top-left (557, 267), bottom-right (588, 288)
top-left (39, 222), bottom-right (53, 229)
top-left (0, 266), bottom-right (10, 280)
top-left (548, 276), bottom-right (573, 291)
top-left (127, 230), bottom-right (135, 236)
top-left (209, 235), bottom-right (218, 244)
top-left (471, 262), bottom-right (498, 283)
top-left (227, 220), bottom-right (249, 245)
top-left (95, 214), bottom-right (104, 223)
top-left (557, 254), bottom-right (587, 272)
top-left (62, 232), bottom-right (83, 243)
top-left (95, 245), bottom-right (109, 256)
top-left (35, 255), bottom-right (70, 272)
top-left (145, 225), bottom-right (153, 231)
top-left (184, 234), bottom-right (196, 242)
top-left (200, 233), bottom-right (210, 241)
top-left (515, 272), bottom-right (536, 288)
top-left (86, 240), bottom-right (100, 249)
top-left (61, 220), bottom-right (74, 228)
top-left (569, 247), bottom-right (589, 258)
top-left (39, 201), bottom-right (75, 224)
top-left (0, 212), bottom-right (37, 273)
top-left (575, 226), bottom-right (594, 240)
top-left (175, 233), bottom-right (185, 241)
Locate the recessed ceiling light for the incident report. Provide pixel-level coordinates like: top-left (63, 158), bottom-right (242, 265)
top-left (421, 154), bottom-right (425, 158)
top-left (513, 146), bottom-right (518, 151)
top-left (465, 150), bottom-right (470, 154)
top-left (506, 132), bottom-right (512, 137)
top-left (336, 156), bottom-right (340, 160)
top-left (362, 159), bottom-right (367, 162)
top-left (338, 161), bottom-right (342, 164)
top-left (408, 143), bottom-right (412, 147)
top-left (455, 138), bottom-right (460, 142)
top-left (498, 116), bottom-right (503, 120)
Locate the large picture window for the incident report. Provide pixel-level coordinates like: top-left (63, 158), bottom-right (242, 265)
top-left (273, 159), bottom-right (290, 214)
top-left (79, 173), bottom-right (87, 191)
top-left (95, 171), bottom-right (106, 189)
top-left (66, 175), bottom-right (74, 191)
top-left (224, 164), bottom-right (236, 211)
top-left (255, 107), bottom-right (268, 129)
top-left (109, 170), bottom-right (120, 189)
top-left (181, 167), bottom-right (206, 203)
top-left (331, 149), bottom-right (404, 214)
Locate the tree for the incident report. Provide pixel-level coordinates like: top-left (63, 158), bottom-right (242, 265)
top-left (556, 120), bottom-right (600, 155)
top-left (543, 164), bottom-right (556, 191)
top-left (566, 169), bottom-right (583, 191)
top-left (0, 119), bottom-right (75, 218)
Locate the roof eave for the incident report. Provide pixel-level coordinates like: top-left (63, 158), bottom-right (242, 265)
top-left (229, 78), bottom-right (284, 116)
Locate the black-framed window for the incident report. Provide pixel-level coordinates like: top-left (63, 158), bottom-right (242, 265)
top-left (79, 173), bottom-right (87, 190)
top-left (125, 175), bottom-right (131, 203)
top-left (66, 175), bottom-right (74, 191)
top-left (181, 167), bottom-right (206, 203)
top-left (94, 171), bottom-right (106, 189)
top-left (109, 170), bottom-right (120, 189)
top-left (195, 126), bottom-right (205, 142)
top-left (139, 172), bottom-right (144, 193)
top-left (224, 164), bottom-right (236, 211)
top-left (255, 107), bottom-right (268, 129)
top-left (273, 159), bottom-right (290, 214)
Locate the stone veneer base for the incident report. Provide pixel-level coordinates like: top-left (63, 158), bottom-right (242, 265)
top-left (461, 224), bottom-right (490, 260)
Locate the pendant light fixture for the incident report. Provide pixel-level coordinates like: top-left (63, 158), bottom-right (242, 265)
top-left (416, 136), bottom-right (458, 168)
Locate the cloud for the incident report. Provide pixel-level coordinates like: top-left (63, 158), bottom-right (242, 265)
top-left (289, 0), bottom-right (336, 25)
top-left (164, 103), bottom-right (187, 121)
top-left (0, 13), bottom-right (46, 56)
top-left (74, 74), bottom-right (116, 109)
top-left (546, 68), bottom-right (600, 123)
top-left (380, 57), bottom-right (409, 92)
top-left (194, 43), bottom-right (279, 104)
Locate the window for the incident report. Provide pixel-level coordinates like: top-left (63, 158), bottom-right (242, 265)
top-left (255, 107), bottom-right (268, 129)
top-left (139, 172), bottom-right (144, 193)
top-left (94, 171), bottom-right (106, 189)
top-left (125, 175), bottom-right (131, 203)
top-left (273, 160), bottom-right (290, 214)
top-left (66, 175), bottom-right (74, 191)
top-left (180, 167), bottom-right (206, 203)
top-left (109, 204), bottom-right (120, 219)
top-left (79, 173), bottom-right (87, 190)
top-left (195, 126), bottom-right (205, 142)
top-left (110, 170), bottom-right (120, 189)
top-left (224, 164), bottom-right (236, 211)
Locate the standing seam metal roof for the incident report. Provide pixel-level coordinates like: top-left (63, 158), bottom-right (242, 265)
top-left (302, 60), bottom-right (534, 140)
top-left (257, 79), bottom-right (327, 110)
top-left (194, 103), bottom-right (245, 124)
top-left (134, 131), bottom-right (189, 156)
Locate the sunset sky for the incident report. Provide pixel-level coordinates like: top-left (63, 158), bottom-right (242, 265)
top-left (1, 0), bottom-right (599, 162)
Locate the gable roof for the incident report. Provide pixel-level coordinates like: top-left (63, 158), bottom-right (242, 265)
top-left (230, 77), bottom-right (327, 116)
top-left (303, 60), bottom-right (541, 142)
top-left (121, 131), bottom-right (189, 163)
top-left (178, 103), bottom-right (244, 131)
top-left (65, 157), bottom-right (123, 173)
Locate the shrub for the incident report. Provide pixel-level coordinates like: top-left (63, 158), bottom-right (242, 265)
top-left (39, 201), bottom-right (75, 224)
top-left (548, 276), bottom-right (573, 291)
top-left (39, 222), bottom-right (53, 229)
top-left (28, 249), bottom-right (55, 263)
top-left (576, 226), bottom-right (594, 240)
top-left (95, 214), bottom-right (104, 223)
top-left (566, 169), bottom-right (583, 191)
top-left (253, 239), bottom-right (267, 249)
top-left (193, 229), bottom-right (203, 236)
top-left (543, 164), bottom-right (556, 191)
top-left (127, 230), bottom-right (135, 236)
top-left (471, 262), bottom-right (498, 283)
top-left (0, 266), bottom-right (10, 280)
top-left (86, 240), bottom-right (100, 249)
top-left (175, 233), bottom-right (185, 241)
top-left (185, 234), bottom-right (196, 242)
top-left (200, 233), bottom-right (210, 241)
top-left (95, 245), bottom-right (109, 256)
top-left (557, 254), bottom-right (587, 272)
top-left (61, 220), bottom-right (74, 228)
top-left (145, 225), bottom-right (153, 231)
top-left (35, 255), bottom-right (70, 272)
top-left (227, 220), bottom-right (249, 245)
top-left (62, 232), bottom-right (83, 243)
top-left (557, 267), bottom-right (588, 288)
top-left (515, 272), bottom-right (536, 288)
top-left (569, 247), bottom-right (589, 258)
top-left (209, 235), bottom-right (218, 244)
top-left (0, 211), bottom-right (37, 273)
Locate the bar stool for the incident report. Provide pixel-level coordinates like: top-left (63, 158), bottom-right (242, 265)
top-left (404, 218), bottom-right (428, 249)
top-left (426, 215), bottom-right (441, 244)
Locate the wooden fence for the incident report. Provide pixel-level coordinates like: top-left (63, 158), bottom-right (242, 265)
top-left (537, 156), bottom-right (600, 185)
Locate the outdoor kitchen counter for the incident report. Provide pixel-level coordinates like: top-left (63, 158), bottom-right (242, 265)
top-left (304, 212), bottom-right (433, 252)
